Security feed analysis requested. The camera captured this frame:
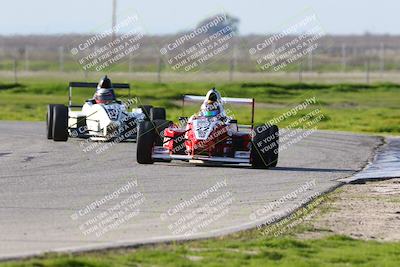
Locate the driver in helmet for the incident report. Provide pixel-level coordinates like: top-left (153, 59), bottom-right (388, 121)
top-left (93, 75), bottom-right (116, 105)
top-left (200, 88), bottom-right (226, 119)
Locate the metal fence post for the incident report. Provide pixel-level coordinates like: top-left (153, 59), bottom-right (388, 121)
top-left (59, 46), bottom-right (64, 72)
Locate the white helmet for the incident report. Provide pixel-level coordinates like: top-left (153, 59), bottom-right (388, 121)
top-left (201, 88), bottom-right (224, 117)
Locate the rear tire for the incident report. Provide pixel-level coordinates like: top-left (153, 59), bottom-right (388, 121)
top-left (46, 104), bottom-right (62, 139)
top-left (139, 105), bottom-right (153, 120)
top-left (251, 125), bottom-right (279, 169)
top-left (152, 119), bottom-right (171, 146)
top-left (137, 121), bottom-right (156, 164)
top-left (150, 107), bottom-right (166, 120)
top-left (52, 105), bottom-right (69, 142)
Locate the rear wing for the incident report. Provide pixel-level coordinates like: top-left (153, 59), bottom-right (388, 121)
top-left (68, 82), bottom-right (131, 108)
top-left (182, 94), bottom-right (255, 129)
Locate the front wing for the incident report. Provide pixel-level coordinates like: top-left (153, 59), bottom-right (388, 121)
top-left (152, 146), bottom-right (251, 164)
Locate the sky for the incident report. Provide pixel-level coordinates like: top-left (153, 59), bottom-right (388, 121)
top-left (0, 0), bottom-right (397, 35)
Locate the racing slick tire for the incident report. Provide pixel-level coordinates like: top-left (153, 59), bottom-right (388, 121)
top-left (150, 107), bottom-right (166, 121)
top-left (251, 125), bottom-right (279, 169)
top-left (52, 105), bottom-right (69, 142)
top-left (139, 105), bottom-right (153, 120)
top-left (46, 104), bottom-right (62, 139)
top-left (137, 121), bottom-right (156, 164)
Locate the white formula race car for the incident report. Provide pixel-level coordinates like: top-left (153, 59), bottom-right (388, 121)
top-left (46, 81), bottom-right (166, 142)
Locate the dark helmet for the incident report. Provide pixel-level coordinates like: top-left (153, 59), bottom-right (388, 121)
top-left (94, 76), bottom-right (115, 104)
top-left (97, 75), bottom-right (113, 89)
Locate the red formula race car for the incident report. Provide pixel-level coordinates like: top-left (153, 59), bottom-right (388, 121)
top-left (136, 88), bottom-right (279, 168)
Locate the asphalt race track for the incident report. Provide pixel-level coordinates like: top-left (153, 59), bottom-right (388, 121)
top-left (0, 121), bottom-right (381, 260)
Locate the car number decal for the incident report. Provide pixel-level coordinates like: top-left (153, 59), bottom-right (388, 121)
top-left (105, 108), bottom-right (119, 120)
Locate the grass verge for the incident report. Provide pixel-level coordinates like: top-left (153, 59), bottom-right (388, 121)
top-left (1, 81), bottom-right (400, 134)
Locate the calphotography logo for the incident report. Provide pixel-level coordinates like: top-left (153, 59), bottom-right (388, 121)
top-left (70, 179), bottom-right (145, 238)
top-left (257, 192), bottom-right (324, 237)
top-left (160, 11), bottom-right (237, 72)
top-left (70, 11), bottom-right (145, 72)
top-left (159, 179), bottom-right (234, 236)
top-left (248, 179), bottom-right (317, 222)
top-left (251, 96), bottom-right (325, 158)
top-left (248, 8), bottom-right (331, 72)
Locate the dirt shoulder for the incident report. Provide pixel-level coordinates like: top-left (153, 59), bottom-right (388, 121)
top-left (299, 178), bottom-right (400, 241)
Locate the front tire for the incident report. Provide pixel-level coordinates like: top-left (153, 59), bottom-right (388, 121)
top-left (52, 105), bottom-right (69, 142)
top-left (136, 121), bottom-right (156, 164)
top-left (46, 104), bottom-right (64, 139)
top-left (251, 125), bottom-right (279, 169)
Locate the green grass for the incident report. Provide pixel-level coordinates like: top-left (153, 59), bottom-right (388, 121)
top-left (2, 237), bottom-right (400, 267)
top-left (3, 59), bottom-right (400, 73)
top-left (1, 81), bottom-right (399, 134)
top-left (2, 193), bottom-right (399, 267)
